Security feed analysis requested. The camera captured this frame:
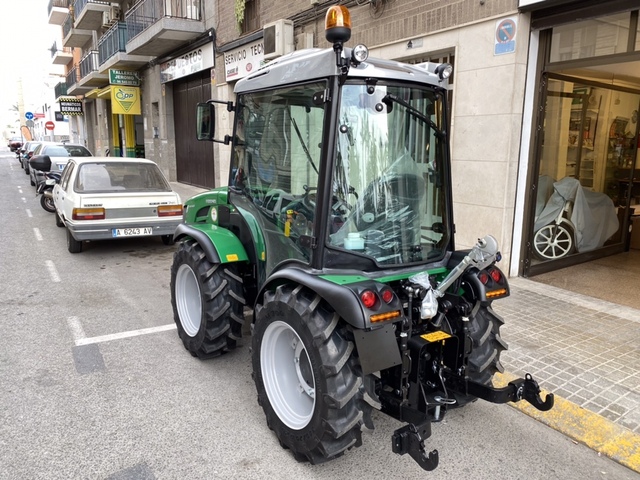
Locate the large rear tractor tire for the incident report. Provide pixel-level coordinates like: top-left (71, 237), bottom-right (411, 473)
top-left (453, 302), bottom-right (508, 406)
top-left (170, 239), bottom-right (244, 359)
top-left (252, 284), bottom-right (370, 464)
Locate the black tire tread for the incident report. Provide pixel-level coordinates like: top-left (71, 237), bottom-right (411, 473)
top-left (253, 284), bottom-right (370, 465)
top-left (170, 240), bottom-right (244, 359)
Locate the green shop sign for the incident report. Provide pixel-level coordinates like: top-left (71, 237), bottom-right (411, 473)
top-left (109, 69), bottom-right (140, 86)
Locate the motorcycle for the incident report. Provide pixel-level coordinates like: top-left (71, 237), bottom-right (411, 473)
top-left (36, 171), bottom-right (61, 213)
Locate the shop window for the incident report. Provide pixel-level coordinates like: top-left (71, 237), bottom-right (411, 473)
top-left (550, 12), bottom-right (630, 62)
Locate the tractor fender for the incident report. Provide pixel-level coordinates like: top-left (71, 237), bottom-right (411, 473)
top-left (257, 267), bottom-right (403, 375)
top-left (174, 223), bottom-right (249, 265)
top-left (258, 267), bottom-right (368, 330)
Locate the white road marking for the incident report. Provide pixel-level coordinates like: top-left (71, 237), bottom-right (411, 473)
top-left (75, 324), bottom-right (177, 346)
top-left (45, 260), bottom-right (61, 282)
top-left (26, 209), bottom-right (32, 218)
top-left (67, 316), bottom-right (87, 344)
top-left (18, 188), bottom-right (23, 194)
top-left (34, 228), bottom-right (43, 241)
top-left (21, 197), bottom-right (26, 203)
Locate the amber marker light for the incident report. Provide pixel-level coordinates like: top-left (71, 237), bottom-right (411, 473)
top-left (72, 207), bottom-right (105, 220)
top-left (486, 289), bottom-right (508, 298)
top-left (158, 204), bottom-right (183, 217)
top-left (370, 311), bottom-right (401, 323)
top-left (325, 6), bottom-right (351, 43)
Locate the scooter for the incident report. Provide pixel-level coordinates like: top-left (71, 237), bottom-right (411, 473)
top-left (36, 171), bottom-right (61, 213)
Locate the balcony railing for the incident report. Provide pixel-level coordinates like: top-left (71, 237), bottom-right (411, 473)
top-left (126, 0), bottom-right (201, 41)
top-left (66, 65), bottom-right (80, 87)
top-left (98, 22), bottom-right (127, 65)
top-left (62, 13), bottom-right (73, 38)
top-left (55, 82), bottom-right (68, 98)
top-left (79, 50), bottom-right (100, 78)
top-left (73, 0), bottom-right (109, 17)
top-left (48, 0), bottom-right (69, 15)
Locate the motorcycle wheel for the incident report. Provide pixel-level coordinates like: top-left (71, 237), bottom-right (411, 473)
top-left (40, 194), bottom-right (56, 213)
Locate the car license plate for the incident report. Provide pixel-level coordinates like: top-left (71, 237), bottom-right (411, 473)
top-left (112, 227), bottom-right (153, 237)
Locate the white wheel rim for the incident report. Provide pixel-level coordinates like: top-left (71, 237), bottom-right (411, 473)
top-left (261, 320), bottom-right (316, 430)
top-left (175, 264), bottom-right (202, 337)
top-left (534, 224), bottom-right (573, 260)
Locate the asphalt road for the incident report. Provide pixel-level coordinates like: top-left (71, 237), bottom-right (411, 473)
top-left (1, 148), bottom-right (637, 480)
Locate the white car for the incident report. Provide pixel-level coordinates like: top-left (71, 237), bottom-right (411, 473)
top-left (53, 157), bottom-right (183, 253)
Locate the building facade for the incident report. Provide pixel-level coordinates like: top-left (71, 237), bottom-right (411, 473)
top-left (46, 0), bottom-right (640, 278)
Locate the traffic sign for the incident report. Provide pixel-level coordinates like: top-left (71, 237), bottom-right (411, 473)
top-left (45, 121), bottom-right (55, 131)
top-left (25, 112), bottom-right (34, 120)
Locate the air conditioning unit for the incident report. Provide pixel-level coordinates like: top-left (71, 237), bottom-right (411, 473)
top-left (102, 6), bottom-right (120, 27)
top-left (263, 19), bottom-right (294, 60)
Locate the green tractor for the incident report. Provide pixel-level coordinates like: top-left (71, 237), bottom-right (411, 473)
top-left (170, 6), bottom-right (553, 472)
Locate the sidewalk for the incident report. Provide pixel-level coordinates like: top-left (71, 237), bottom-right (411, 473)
top-left (497, 277), bottom-right (640, 472)
top-left (170, 181), bottom-right (640, 472)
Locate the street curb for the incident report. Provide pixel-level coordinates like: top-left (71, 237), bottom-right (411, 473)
top-left (495, 372), bottom-right (640, 474)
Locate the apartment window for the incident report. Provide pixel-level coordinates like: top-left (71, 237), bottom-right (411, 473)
top-left (241, 0), bottom-right (260, 34)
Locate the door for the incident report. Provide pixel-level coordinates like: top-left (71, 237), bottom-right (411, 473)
top-left (173, 69), bottom-right (215, 188)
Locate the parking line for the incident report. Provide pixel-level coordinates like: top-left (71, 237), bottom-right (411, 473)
top-left (66, 316), bottom-right (86, 343)
top-left (75, 324), bottom-right (177, 346)
top-left (34, 228), bottom-right (43, 241)
top-left (45, 260), bottom-right (61, 282)
top-left (26, 209), bottom-right (32, 218)
top-left (21, 197), bottom-right (26, 203)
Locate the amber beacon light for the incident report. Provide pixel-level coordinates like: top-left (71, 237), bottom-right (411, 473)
top-left (325, 6), bottom-right (351, 44)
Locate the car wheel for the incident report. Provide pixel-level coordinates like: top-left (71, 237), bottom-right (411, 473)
top-left (24, 165), bottom-right (29, 175)
top-left (55, 212), bottom-right (64, 227)
top-left (30, 176), bottom-right (35, 187)
top-left (66, 228), bottom-right (83, 253)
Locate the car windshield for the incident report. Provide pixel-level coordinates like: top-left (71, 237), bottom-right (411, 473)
top-left (74, 162), bottom-right (172, 193)
top-left (328, 81), bottom-right (450, 265)
top-left (45, 145), bottom-right (92, 157)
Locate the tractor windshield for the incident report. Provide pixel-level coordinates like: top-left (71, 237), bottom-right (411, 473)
top-left (328, 82), bottom-right (450, 265)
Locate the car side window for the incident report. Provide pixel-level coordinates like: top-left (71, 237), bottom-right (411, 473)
top-left (60, 162), bottom-right (75, 191)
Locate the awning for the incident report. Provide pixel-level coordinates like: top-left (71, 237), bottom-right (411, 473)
top-left (85, 86), bottom-right (113, 99)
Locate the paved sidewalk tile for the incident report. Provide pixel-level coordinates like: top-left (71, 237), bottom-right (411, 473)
top-left (496, 278), bottom-right (640, 434)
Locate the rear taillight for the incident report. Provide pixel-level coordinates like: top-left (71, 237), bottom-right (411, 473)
top-left (72, 208), bottom-right (105, 220)
top-left (158, 205), bottom-right (183, 217)
top-left (360, 290), bottom-right (377, 309)
top-left (489, 268), bottom-right (502, 283)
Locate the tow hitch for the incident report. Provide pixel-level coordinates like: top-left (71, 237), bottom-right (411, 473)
top-left (392, 421), bottom-right (439, 471)
top-left (464, 373), bottom-right (555, 411)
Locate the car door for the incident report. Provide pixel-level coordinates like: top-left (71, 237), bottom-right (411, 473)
top-left (54, 160), bottom-right (75, 219)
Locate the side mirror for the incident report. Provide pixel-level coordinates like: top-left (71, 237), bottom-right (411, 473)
top-left (196, 102), bottom-right (215, 141)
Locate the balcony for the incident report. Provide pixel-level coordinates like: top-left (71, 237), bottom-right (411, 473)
top-left (125, 0), bottom-right (204, 57)
top-left (62, 13), bottom-right (92, 48)
top-left (98, 22), bottom-right (152, 73)
top-left (50, 41), bottom-right (73, 66)
top-left (54, 82), bottom-right (68, 101)
top-left (74, 0), bottom-right (111, 31)
top-left (66, 64), bottom-right (93, 95)
top-left (78, 50), bottom-right (109, 88)
top-left (48, 0), bottom-right (69, 25)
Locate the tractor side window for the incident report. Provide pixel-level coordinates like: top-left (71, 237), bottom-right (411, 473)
top-left (232, 82), bottom-right (326, 263)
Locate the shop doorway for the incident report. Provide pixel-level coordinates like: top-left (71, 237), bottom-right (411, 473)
top-left (173, 69), bottom-right (215, 188)
top-left (524, 74), bottom-right (640, 277)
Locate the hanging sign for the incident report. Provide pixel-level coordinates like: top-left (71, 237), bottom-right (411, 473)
top-left (109, 69), bottom-right (140, 86)
top-left (111, 86), bottom-right (141, 115)
top-left (160, 42), bottom-right (214, 83)
top-left (59, 98), bottom-right (83, 115)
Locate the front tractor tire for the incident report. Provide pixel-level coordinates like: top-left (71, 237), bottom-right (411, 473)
top-left (170, 239), bottom-right (245, 359)
top-left (252, 285), bottom-right (370, 465)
